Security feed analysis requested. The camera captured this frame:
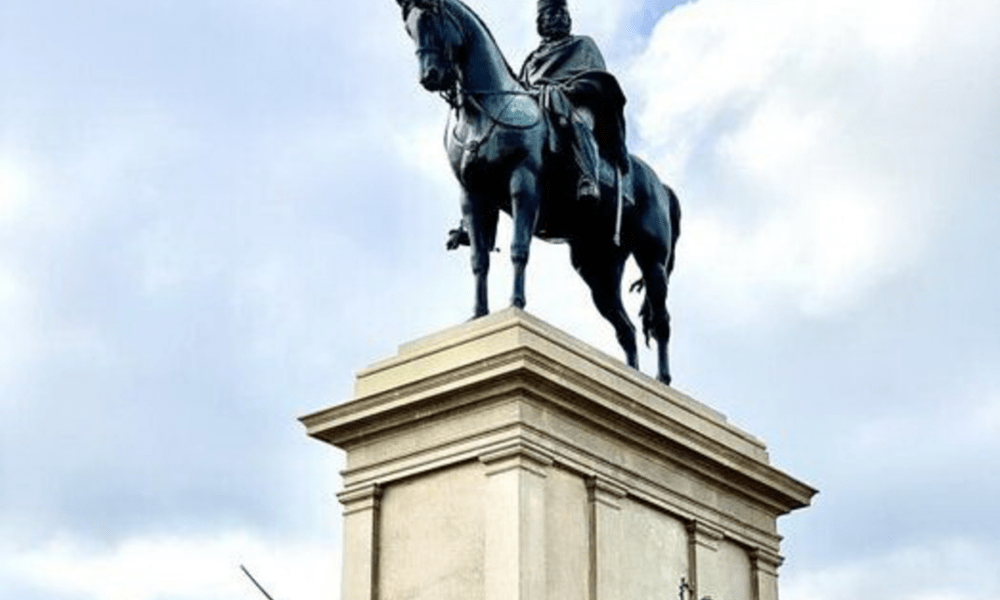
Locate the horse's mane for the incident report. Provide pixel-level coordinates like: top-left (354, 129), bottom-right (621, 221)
top-left (447, 0), bottom-right (522, 84)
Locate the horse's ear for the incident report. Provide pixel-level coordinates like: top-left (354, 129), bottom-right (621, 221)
top-left (406, 0), bottom-right (442, 12)
top-left (397, 0), bottom-right (412, 19)
top-left (398, 0), bottom-right (443, 21)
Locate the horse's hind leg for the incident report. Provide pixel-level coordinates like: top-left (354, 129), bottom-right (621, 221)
top-left (463, 190), bottom-right (499, 318)
top-left (599, 281), bottom-right (639, 369)
top-left (652, 278), bottom-right (672, 385)
top-left (627, 161), bottom-right (677, 385)
top-left (572, 246), bottom-right (638, 369)
top-left (636, 259), bottom-right (671, 384)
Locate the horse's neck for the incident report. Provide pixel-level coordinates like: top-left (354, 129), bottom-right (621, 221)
top-left (450, 2), bottom-right (520, 94)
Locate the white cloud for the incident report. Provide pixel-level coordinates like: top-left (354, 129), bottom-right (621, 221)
top-left (626, 0), bottom-right (1000, 322)
top-left (0, 532), bottom-right (339, 600)
top-left (0, 265), bottom-right (34, 404)
top-left (785, 538), bottom-right (1000, 600)
top-left (842, 367), bottom-right (1000, 471)
top-left (0, 109), bottom-right (196, 385)
top-left (0, 154), bottom-right (35, 228)
top-left (0, 153), bottom-right (47, 407)
top-left (679, 187), bottom-right (900, 319)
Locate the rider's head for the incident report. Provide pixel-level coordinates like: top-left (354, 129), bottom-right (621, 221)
top-left (537, 0), bottom-right (571, 41)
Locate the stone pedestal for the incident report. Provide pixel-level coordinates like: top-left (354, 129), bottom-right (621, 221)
top-left (301, 308), bottom-right (816, 600)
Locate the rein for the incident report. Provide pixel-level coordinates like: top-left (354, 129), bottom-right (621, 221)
top-left (413, 0), bottom-right (541, 149)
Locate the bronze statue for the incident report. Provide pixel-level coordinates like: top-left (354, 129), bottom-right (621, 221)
top-left (398, 0), bottom-right (680, 384)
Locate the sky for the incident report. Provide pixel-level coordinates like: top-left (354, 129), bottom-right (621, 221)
top-left (1, 0), bottom-right (999, 599)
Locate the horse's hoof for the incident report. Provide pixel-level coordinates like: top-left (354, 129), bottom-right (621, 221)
top-left (511, 297), bottom-right (526, 309)
top-left (658, 373), bottom-right (672, 386)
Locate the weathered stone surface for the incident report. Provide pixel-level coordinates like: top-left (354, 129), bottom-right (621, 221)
top-left (301, 308), bottom-right (816, 600)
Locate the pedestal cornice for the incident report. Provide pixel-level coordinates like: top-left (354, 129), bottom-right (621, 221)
top-left (301, 308), bottom-right (816, 520)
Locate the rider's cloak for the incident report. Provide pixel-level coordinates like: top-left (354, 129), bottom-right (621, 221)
top-left (519, 34), bottom-right (628, 171)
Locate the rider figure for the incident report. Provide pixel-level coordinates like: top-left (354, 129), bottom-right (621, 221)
top-left (446, 0), bottom-right (631, 249)
top-left (519, 0), bottom-right (629, 204)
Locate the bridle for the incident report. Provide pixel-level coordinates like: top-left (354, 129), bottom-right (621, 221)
top-left (403, 0), bottom-right (541, 128)
top-left (402, 0), bottom-right (466, 105)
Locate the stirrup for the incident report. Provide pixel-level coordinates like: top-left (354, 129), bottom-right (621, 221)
top-left (577, 177), bottom-right (599, 203)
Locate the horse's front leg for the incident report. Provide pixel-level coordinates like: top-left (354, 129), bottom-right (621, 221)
top-left (509, 166), bottom-right (540, 309)
top-left (462, 189), bottom-right (499, 318)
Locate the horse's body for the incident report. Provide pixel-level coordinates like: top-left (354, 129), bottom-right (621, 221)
top-left (402, 0), bottom-right (679, 383)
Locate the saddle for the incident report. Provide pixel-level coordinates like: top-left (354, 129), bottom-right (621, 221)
top-left (458, 88), bottom-right (632, 243)
top-left (462, 91), bottom-right (542, 129)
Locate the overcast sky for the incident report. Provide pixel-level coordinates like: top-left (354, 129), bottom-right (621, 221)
top-left (2, 0), bottom-right (999, 599)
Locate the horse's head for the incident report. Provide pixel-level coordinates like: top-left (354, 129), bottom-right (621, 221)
top-left (399, 0), bottom-right (462, 92)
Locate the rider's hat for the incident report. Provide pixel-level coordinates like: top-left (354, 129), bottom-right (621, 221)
top-left (538, 0), bottom-right (568, 12)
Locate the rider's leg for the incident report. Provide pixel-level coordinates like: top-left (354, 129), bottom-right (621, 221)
top-left (572, 107), bottom-right (601, 202)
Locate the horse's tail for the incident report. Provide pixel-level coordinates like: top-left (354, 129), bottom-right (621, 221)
top-left (665, 184), bottom-right (681, 276)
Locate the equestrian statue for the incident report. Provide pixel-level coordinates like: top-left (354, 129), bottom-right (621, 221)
top-left (397, 0), bottom-right (681, 384)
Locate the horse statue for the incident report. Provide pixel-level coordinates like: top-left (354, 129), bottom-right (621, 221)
top-left (398, 0), bottom-right (681, 384)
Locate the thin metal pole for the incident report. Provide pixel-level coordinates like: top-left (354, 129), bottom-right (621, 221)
top-left (240, 564), bottom-right (277, 600)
